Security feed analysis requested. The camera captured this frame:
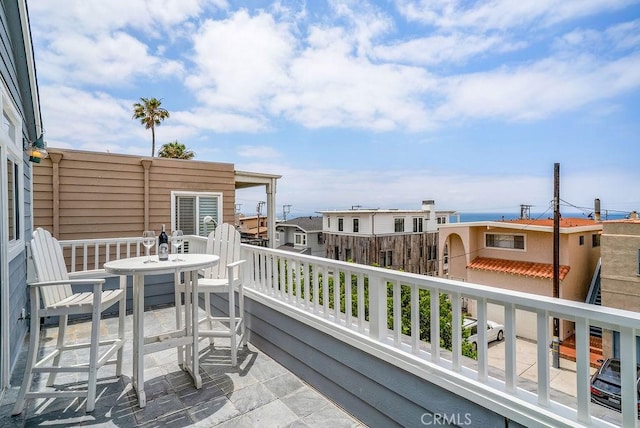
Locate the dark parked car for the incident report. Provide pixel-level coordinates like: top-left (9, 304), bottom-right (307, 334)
top-left (590, 358), bottom-right (640, 414)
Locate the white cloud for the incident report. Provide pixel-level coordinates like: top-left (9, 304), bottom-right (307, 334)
top-left (434, 53), bottom-right (640, 121)
top-left (29, 0), bottom-right (225, 36)
top-left (185, 10), bottom-right (295, 110)
top-left (237, 146), bottom-right (281, 159)
top-left (394, 0), bottom-right (636, 31)
top-left (37, 32), bottom-right (183, 85)
top-left (236, 162), bottom-right (640, 215)
top-left (40, 85), bottom-right (134, 143)
top-left (372, 33), bottom-right (522, 65)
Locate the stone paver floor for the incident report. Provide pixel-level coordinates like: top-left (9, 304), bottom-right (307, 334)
top-left (0, 306), bottom-right (366, 427)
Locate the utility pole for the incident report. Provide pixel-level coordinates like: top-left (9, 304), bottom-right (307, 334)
top-left (283, 204), bottom-right (291, 221)
top-left (256, 201), bottom-right (265, 240)
top-left (552, 163), bottom-right (560, 368)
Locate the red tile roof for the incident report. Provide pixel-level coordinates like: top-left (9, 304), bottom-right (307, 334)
top-left (500, 218), bottom-right (597, 228)
top-left (467, 257), bottom-right (570, 280)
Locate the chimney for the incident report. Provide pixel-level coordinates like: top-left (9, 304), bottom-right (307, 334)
top-left (422, 200), bottom-right (435, 211)
top-left (594, 198), bottom-right (601, 222)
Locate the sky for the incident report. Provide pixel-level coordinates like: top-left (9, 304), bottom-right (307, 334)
top-left (27, 0), bottom-right (640, 219)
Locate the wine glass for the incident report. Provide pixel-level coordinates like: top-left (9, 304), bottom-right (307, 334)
top-left (171, 230), bottom-right (184, 261)
top-left (142, 230), bottom-right (156, 263)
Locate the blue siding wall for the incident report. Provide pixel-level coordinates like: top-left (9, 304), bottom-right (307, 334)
top-left (0, 0), bottom-right (39, 381)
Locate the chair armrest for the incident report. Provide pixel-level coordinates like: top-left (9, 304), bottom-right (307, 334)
top-left (28, 278), bottom-right (106, 288)
top-left (226, 259), bottom-right (246, 268)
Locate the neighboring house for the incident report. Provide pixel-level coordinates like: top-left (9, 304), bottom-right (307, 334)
top-left (0, 0), bottom-right (42, 392)
top-left (599, 213), bottom-right (640, 360)
top-left (32, 149), bottom-right (280, 246)
top-left (236, 214), bottom-right (269, 241)
top-left (320, 200), bottom-right (458, 275)
top-left (438, 217), bottom-right (602, 340)
top-left (275, 216), bottom-right (324, 256)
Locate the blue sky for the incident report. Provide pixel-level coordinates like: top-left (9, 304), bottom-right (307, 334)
top-left (28, 0), bottom-right (640, 218)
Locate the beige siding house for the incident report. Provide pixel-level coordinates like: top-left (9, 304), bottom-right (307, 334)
top-left (33, 148), bottom-right (280, 243)
top-left (438, 218), bottom-right (602, 340)
top-left (599, 214), bottom-right (640, 358)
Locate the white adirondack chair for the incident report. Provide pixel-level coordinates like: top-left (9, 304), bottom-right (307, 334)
top-left (12, 228), bottom-right (126, 415)
top-left (176, 223), bottom-right (246, 366)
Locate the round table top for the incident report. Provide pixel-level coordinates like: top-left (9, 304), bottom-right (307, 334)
top-left (104, 253), bottom-right (219, 276)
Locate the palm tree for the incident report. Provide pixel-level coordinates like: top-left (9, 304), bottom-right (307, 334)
top-left (132, 97), bottom-right (170, 157)
top-left (158, 140), bottom-right (195, 160)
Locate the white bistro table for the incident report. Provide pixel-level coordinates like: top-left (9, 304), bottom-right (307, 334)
top-left (104, 253), bottom-right (219, 408)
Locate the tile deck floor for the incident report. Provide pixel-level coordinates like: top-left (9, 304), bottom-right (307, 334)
top-left (0, 306), bottom-right (366, 427)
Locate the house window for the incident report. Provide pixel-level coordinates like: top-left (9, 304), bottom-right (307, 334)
top-left (579, 235), bottom-right (584, 246)
top-left (275, 231), bottom-right (280, 242)
top-left (379, 250), bottom-right (393, 267)
top-left (437, 216), bottom-right (447, 224)
top-left (338, 218), bottom-right (344, 231)
top-left (353, 218), bottom-right (359, 233)
top-left (172, 191), bottom-right (222, 236)
top-left (345, 248), bottom-right (352, 261)
top-left (7, 159), bottom-right (19, 241)
top-left (413, 217), bottom-right (423, 232)
top-left (327, 217), bottom-right (330, 228)
top-left (407, 248), bottom-right (411, 259)
top-left (294, 233), bottom-right (306, 246)
top-left (394, 218), bottom-right (404, 233)
top-left (486, 233), bottom-right (525, 250)
top-left (317, 232), bottom-right (324, 244)
top-left (2, 100), bottom-right (23, 259)
top-left (592, 234), bottom-right (600, 247)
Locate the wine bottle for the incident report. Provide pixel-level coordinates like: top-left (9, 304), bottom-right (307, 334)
top-left (158, 224), bottom-right (169, 261)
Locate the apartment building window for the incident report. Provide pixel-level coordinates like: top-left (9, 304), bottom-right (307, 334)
top-left (579, 235), bottom-right (584, 246)
top-left (338, 218), bottom-right (344, 231)
top-left (413, 217), bottom-right (423, 232)
top-left (592, 234), bottom-right (600, 247)
top-left (394, 218), bottom-right (404, 233)
top-left (379, 250), bottom-right (393, 267)
top-left (294, 233), bottom-right (306, 246)
top-left (173, 191), bottom-right (221, 236)
top-left (486, 233), bottom-right (525, 250)
top-left (345, 248), bottom-right (352, 261)
top-left (353, 218), bottom-right (359, 233)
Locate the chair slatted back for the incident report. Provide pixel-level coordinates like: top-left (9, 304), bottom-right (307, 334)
top-left (30, 228), bottom-right (73, 307)
top-left (203, 223), bottom-right (241, 280)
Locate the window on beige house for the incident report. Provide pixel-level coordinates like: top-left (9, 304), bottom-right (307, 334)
top-left (486, 233), bottom-right (525, 250)
top-left (173, 192), bottom-right (221, 236)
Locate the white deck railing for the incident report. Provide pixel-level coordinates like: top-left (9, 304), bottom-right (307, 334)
top-left (241, 244), bottom-right (640, 428)
top-left (54, 235), bottom-right (640, 427)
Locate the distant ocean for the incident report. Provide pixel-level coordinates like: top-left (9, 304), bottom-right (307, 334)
top-left (457, 212), bottom-right (629, 223)
top-left (288, 211), bottom-right (630, 222)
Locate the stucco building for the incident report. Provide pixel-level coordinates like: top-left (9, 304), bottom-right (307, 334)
top-left (438, 217), bottom-right (602, 340)
top-left (599, 214), bottom-right (640, 359)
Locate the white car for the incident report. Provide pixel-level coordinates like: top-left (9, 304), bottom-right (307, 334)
top-left (464, 318), bottom-right (504, 351)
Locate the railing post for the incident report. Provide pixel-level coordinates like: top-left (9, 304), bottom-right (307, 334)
top-left (575, 317), bottom-right (591, 423)
top-left (430, 288), bottom-right (440, 363)
top-left (620, 326), bottom-right (638, 427)
top-left (536, 309), bottom-right (550, 407)
top-left (369, 274), bottom-right (387, 342)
